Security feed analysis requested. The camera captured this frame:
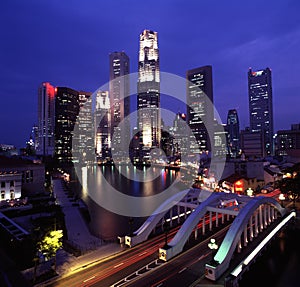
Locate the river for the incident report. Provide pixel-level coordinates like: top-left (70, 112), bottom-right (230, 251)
top-left (76, 164), bottom-right (186, 240)
top-left (239, 225), bottom-right (300, 287)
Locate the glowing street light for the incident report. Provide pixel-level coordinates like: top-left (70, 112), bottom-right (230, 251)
top-left (208, 238), bottom-right (219, 262)
top-left (279, 193), bottom-right (285, 207)
top-left (246, 187), bottom-right (254, 197)
top-left (208, 238), bottom-right (218, 250)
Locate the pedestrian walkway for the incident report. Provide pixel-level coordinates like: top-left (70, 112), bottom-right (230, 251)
top-left (51, 178), bottom-right (126, 276)
top-left (53, 179), bottom-right (101, 252)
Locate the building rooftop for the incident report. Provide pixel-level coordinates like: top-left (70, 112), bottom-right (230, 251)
top-left (0, 155), bottom-right (42, 168)
top-left (222, 173), bottom-right (256, 184)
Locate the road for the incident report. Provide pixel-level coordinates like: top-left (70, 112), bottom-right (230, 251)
top-left (120, 216), bottom-right (285, 287)
top-left (46, 220), bottom-right (189, 287)
top-left (46, 214), bottom-right (229, 287)
top-left (123, 226), bottom-right (230, 287)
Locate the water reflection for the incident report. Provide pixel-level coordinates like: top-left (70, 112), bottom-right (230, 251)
top-left (78, 164), bottom-right (181, 240)
top-left (240, 227), bottom-right (300, 287)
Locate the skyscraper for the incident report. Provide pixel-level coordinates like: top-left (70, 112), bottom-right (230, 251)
top-left (109, 51), bottom-right (130, 156)
top-left (137, 30), bottom-right (160, 149)
top-left (186, 65), bottom-right (214, 154)
top-left (248, 67), bottom-right (274, 156)
top-left (73, 91), bottom-right (93, 163)
top-left (95, 90), bottom-right (111, 159)
top-left (226, 109), bottom-right (240, 158)
top-left (37, 82), bottom-right (56, 156)
top-left (55, 87), bottom-right (80, 165)
top-left (172, 112), bottom-right (188, 158)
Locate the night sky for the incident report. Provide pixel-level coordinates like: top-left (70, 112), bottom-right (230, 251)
top-left (1, 0), bottom-right (300, 148)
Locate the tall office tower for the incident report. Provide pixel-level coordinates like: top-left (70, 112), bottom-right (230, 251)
top-left (248, 67), bottom-right (274, 156)
top-left (172, 112), bottom-right (188, 158)
top-left (226, 109), bottom-right (240, 158)
top-left (137, 30), bottom-right (160, 150)
top-left (213, 120), bottom-right (227, 157)
top-left (95, 91), bottom-right (111, 159)
top-left (55, 87), bottom-right (80, 165)
top-left (186, 65), bottom-right (214, 154)
top-left (109, 52), bottom-right (130, 156)
top-left (73, 92), bottom-right (93, 163)
top-left (37, 82), bottom-right (56, 156)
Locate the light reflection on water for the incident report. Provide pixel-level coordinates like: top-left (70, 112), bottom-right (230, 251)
top-left (239, 227), bottom-right (300, 287)
top-left (78, 164), bottom-right (180, 240)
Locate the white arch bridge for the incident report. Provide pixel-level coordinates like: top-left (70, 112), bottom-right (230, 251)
top-left (122, 189), bottom-right (295, 282)
top-left (156, 191), bottom-right (294, 282)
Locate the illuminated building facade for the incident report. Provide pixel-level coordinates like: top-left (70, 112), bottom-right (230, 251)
top-left (186, 65), bottom-right (214, 154)
top-left (213, 120), bottom-right (227, 157)
top-left (172, 112), bottom-right (188, 158)
top-left (95, 90), bottom-right (111, 159)
top-left (109, 52), bottom-right (130, 156)
top-left (137, 30), bottom-right (160, 150)
top-left (276, 124), bottom-right (300, 156)
top-left (248, 67), bottom-right (274, 156)
top-left (37, 82), bottom-right (56, 156)
top-left (55, 87), bottom-right (80, 164)
top-left (73, 92), bottom-right (93, 163)
top-left (0, 172), bottom-right (22, 201)
top-left (0, 155), bottom-right (45, 197)
top-left (226, 109), bottom-right (240, 158)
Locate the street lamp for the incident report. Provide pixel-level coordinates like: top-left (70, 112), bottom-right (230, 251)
top-left (279, 193), bottom-right (285, 207)
top-left (246, 187), bottom-right (254, 197)
top-left (208, 238), bottom-right (218, 261)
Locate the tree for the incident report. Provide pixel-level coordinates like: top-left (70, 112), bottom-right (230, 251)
top-left (37, 230), bottom-right (63, 272)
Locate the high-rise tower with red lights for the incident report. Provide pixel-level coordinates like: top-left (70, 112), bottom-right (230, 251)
top-left (37, 82), bottom-right (56, 156)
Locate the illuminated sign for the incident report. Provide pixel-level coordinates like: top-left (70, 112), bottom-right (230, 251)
top-left (234, 180), bottom-right (244, 193)
top-left (251, 70), bottom-right (264, 77)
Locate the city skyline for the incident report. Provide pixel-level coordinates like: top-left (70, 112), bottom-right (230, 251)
top-left (1, 0), bottom-right (300, 148)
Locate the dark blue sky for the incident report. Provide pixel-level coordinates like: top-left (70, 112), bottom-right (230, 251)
top-left (1, 0), bottom-right (299, 148)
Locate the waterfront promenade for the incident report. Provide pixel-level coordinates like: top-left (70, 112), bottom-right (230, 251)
top-left (52, 179), bottom-right (125, 275)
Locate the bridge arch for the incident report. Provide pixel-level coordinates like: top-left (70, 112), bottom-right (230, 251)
top-left (159, 192), bottom-right (233, 261)
top-left (205, 196), bottom-right (286, 280)
top-left (124, 188), bottom-right (201, 247)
